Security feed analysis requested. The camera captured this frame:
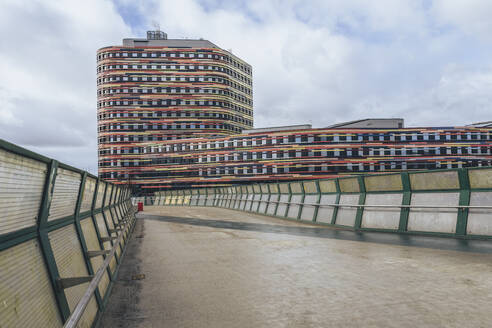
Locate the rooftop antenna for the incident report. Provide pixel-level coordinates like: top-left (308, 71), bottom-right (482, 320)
top-left (147, 23), bottom-right (167, 40)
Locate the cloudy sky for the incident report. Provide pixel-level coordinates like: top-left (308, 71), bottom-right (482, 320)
top-left (1, 0), bottom-right (492, 173)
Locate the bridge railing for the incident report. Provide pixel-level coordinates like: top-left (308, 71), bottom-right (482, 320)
top-left (0, 139), bottom-right (137, 328)
top-left (149, 167), bottom-right (492, 240)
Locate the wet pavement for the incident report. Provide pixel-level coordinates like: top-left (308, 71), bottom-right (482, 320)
top-left (99, 206), bottom-right (492, 328)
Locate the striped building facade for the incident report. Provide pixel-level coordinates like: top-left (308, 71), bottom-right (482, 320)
top-left (97, 32), bottom-right (492, 193)
top-left (100, 124), bottom-right (492, 192)
top-left (97, 31), bottom-right (253, 184)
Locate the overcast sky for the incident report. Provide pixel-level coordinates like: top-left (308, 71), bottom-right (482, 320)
top-left (1, 0), bottom-right (492, 174)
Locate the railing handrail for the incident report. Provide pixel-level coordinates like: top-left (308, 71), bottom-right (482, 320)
top-left (63, 212), bottom-right (132, 328)
top-left (266, 200), bottom-right (489, 209)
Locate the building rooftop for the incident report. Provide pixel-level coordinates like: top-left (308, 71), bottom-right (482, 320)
top-left (122, 30), bottom-right (219, 48)
top-left (242, 124), bottom-right (312, 134)
top-left (325, 118), bottom-right (404, 129)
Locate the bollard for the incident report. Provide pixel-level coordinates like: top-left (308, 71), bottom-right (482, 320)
top-left (138, 202), bottom-right (143, 212)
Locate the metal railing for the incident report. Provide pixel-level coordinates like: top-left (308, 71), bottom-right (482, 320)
top-left (0, 138), bottom-right (137, 328)
top-left (148, 166), bottom-right (492, 239)
top-left (63, 210), bottom-right (134, 328)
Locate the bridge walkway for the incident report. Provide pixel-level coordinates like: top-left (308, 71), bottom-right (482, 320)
top-left (99, 206), bottom-right (492, 328)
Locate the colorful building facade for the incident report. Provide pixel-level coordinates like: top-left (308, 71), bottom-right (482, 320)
top-left (100, 123), bottom-right (492, 192)
top-left (97, 31), bottom-right (253, 185)
top-left (97, 32), bottom-right (492, 193)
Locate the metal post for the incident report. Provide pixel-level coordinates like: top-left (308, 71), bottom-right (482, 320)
top-left (37, 160), bottom-right (72, 322)
top-left (312, 180), bottom-right (321, 223)
top-left (398, 172), bottom-right (411, 232)
top-left (331, 179), bottom-right (341, 225)
top-left (354, 176), bottom-right (366, 230)
top-left (456, 168), bottom-right (471, 236)
top-left (73, 173), bottom-right (104, 309)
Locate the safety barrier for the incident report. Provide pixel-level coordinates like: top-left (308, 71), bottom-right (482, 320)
top-left (149, 167), bottom-right (492, 240)
top-left (0, 139), bottom-right (137, 328)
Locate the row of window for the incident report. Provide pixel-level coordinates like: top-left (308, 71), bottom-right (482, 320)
top-left (99, 160), bottom-right (491, 176)
top-left (97, 62), bottom-right (251, 85)
top-left (98, 87), bottom-right (252, 103)
top-left (97, 50), bottom-right (251, 74)
top-left (97, 131), bottom-right (492, 152)
top-left (99, 111), bottom-right (253, 126)
top-left (100, 118), bottom-right (251, 131)
top-left (97, 99), bottom-right (253, 116)
top-left (99, 122), bottom-right (244, 132)
top-left (99, 110), bottom-right (251, 121)
top-left (99, 145), bottom-right (492, 160)
top-left (97, 74), bottom-right (252, 93)
top-left (99, 123), bottom-right (243, 134)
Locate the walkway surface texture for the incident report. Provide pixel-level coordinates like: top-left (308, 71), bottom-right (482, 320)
top-left (100, 206), bottom-right (492, 328)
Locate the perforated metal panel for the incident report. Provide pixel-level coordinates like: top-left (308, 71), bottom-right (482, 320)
top-left (48, 224), bottom-right (98, 328)
top-left (239, 193), bottom-right (248, 210)
top-left (317, 194), bottom-right (337, 223)
top-left (410, 171), bottom-right (459, 190)
top-left (303, 181), bottom-right (317, 193)
top-left (276, 194), bottom-right (289, 217)
top-left (300, 195), bottom-right (317, 221)
top-left (319, 180), bottom-right (336, 193)
top-left (244, 194), bottom-right (253, 211)
top-left (80, 177), bottom-right (96, 214)
top-left (0, 239), bottom-right (63, 328)
top-left (408, 193), bottom-right (459, 233)
top-left (234, 191), bottom-right (243, 209)
top-left (80, 218), bottom-right (110, 298)
top-left (95, 212), bottom-right (113, 276)
top-left (48, 168), bottom-right (80, 222)
top-left (0, 148), bottom-right (46, 235)
top-left (266, 194), bottom-right (279, 215)
top-left (105, 185), bottom-right (113, 207)
top-left (258, 194), bottom-right (269, 213)
top-left (290, 182), bottom-right (302, 194)
top-left (365, 174), bottom-right (402, 192)
top-left (362, 193), bottom-right (402, 229)
top-left (287, 195), bottom-right (302, 219)
top-left (336, 194), bottom-right (360, 227)
top-left (468, 191), bottom-right (492, 235)
top-left (251, 193), bottom-right (261, 212)
top-left (104, 210), bottom-right (115, 230)
top-left (339, 178), bottom-right (359, 193)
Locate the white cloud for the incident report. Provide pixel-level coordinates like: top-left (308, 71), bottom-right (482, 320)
top-left (431, 0), bottom-right (492, 42)
top-left (0, 0), bottom-right (132, 174)
top-left (138, 0), bottom-right (492, 128)
top-left (1, 0), bottom-right (492, 172)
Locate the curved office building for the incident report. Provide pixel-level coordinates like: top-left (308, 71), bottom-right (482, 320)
top-left (101, 122), bottom-right (492, 192)
top-left (97, 31), bottom-right (253, 181)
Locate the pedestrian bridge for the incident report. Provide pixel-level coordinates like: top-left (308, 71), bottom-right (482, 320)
top-left (100, 206), bottom-right (492, 327)
top-left (1, 138), bottom-right (492, 328)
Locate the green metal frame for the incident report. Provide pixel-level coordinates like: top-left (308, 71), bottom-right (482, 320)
top-left (145, 165), bottom-right (492, 241)
top-left (0, 138), bottom-right (137, 327)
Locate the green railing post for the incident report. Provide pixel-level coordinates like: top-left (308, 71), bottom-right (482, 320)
top-left (297, 182), bottom-right (306, 220)
top-left (37, 160), bottom-right (72, 322)
top-left (456, 168), bottom-right (471, 236)
top-left (73, 173), bottom-right (104, 309)
top-left (398, 172), bottom-right (411, 232)
top-left (331, 179), bottom-right (341, 225)
top-left (312, 180), bottom-right (321, 222)
top-left (354, 176), bottom-right (366, 230)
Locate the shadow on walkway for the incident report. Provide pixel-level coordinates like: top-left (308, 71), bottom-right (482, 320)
top-left (139, 213), bottom-right (492, 254)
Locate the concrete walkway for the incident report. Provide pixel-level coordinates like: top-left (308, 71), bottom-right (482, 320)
top-left (100, 206), bottom-right (492, 328)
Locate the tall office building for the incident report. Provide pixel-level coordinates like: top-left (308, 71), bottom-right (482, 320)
top-left (97, 31), bottom-right (253, 183)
